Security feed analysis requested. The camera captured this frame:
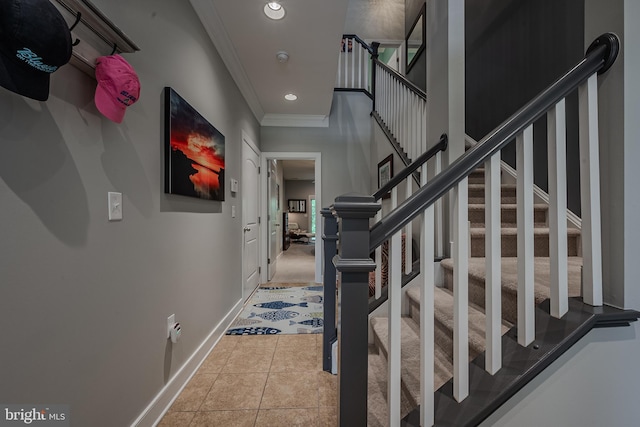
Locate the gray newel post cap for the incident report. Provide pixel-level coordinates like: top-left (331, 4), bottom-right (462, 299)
top-left (320, 207), bottom-right (334, 217)
top-left (331, 193), bottom-right (381, 218)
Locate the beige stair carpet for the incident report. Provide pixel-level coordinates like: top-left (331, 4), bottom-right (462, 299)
top-left (367, 163), bottom-right (583, 425)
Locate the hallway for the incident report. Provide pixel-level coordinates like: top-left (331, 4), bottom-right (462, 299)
top-left (270, 241), bottom-right (316, 284)
top-left (158, 240), bottom-right (333, 426)
top-left (158, 334), bottom-right (336, 426)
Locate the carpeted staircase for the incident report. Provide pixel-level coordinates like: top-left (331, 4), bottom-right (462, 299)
top-left (367, 163), bottom-right (583, 425)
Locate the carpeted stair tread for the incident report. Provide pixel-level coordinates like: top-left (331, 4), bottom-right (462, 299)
top-left (440, 257), bottom-right (583, 316)
top-left (468, 168), bottom-right (487, 184)
top-left (469, 227), bottom-right (581, 236)
top-left (468, 203), bottom-right (548, 226)
top-left (468, 183), bottom-right (516, 196)
top-left (469, 227), bottom-right (581, 257)
top-left (370, 317), bottom-right (454, 410)
top-left (367, 346), bottom-right (416, 425)
top-left (406, 286), bottom-right (510, 360)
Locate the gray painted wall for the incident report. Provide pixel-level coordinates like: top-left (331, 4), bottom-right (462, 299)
top-left (261, 92), bottom-right (373, 206)
top-left (479, 322), bottom-right (640, 427)
top-left (583, 0), bottom-right (640, 310)
top-left (0, 1), bottom-right (259, 426)
top-left (285, 180), bottom-right (315, 231)
top-left (345, 0), bottom-right (404, 41)
top-left (465, 0), bottom-right (584, 215)
top-left (479, 1), bottom-right (640, 423)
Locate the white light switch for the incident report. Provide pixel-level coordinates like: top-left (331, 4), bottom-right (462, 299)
top-left (108, 192), bottom-right (123, 221)
top-left (167, 314), bottom-right (175, 338)
top-left (231, 205), bottom-right (236, 218)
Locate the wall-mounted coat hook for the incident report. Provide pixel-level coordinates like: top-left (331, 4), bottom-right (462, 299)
top-left (51, 0), bottom-right (140, 77)
top-left (70, 12), bottom-right (81, 46)
top-left (69, 12), bottom-right (81, 30)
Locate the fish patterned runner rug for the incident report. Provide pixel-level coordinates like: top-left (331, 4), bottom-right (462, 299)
top-left (226, 284), bottom-right (324, 335)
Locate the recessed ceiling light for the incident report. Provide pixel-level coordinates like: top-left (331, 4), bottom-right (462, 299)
top-left (284, 93), bottom-right (298, 101)
top-left (264, 2), bottom-right (285, 20)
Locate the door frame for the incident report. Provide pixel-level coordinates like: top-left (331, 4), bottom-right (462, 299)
top-left (242, 131), bottom-right (261, 297)
top-left (260, 152), bottom-right (322, 284)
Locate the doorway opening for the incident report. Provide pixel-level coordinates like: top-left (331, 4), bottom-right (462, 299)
top-left (260, 152), bottom-right (322, 285)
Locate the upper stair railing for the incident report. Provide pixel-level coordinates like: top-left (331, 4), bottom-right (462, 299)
top-left (326, 33), bottom-right (620, 426)
top-left (335, 35), bottom-right (374, 97)
top-left (336, 36), bottom-right (429, 168)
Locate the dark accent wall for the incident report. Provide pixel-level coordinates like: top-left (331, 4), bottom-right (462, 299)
top-left (465, 0), bottom-right (585, 214)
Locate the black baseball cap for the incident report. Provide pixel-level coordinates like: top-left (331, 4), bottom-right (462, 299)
top-left (0, 0), bottom-right (72, 101)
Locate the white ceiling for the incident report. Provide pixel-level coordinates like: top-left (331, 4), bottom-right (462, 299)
top-left (189, 0), bottom-right (404, 178)
top-left (281, 160), bottom-right (315, 181)
top-left (189, 0), bottom-right (404, 127)
top-left (190, 0), bottom-right (349, 127)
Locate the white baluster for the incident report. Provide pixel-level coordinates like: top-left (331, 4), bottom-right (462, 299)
top-left (578, 74), bottom-right (603, 306)
top-left (548, 99), bottom-right (569, 318)
top-left (375, 210), bottom-right (382, 299)
top-left (405, 178), bottom-right (413, 275)
top-left (517, 125), bottom-right (535, 346)
top-left (485, 152), bottom-right (501, 374)
top-left (414, 97), bottom-right (418, 155)
top-left (358, 43), bottom-right (363, 89)
top-left (422, 101), bottom-right (427, 154)
top-left (337, 49), bottom-right (342, 87)
top-left (453, 178), bottom-right (469, 401)
top-left (434, 152), bottom-right (444, 258)
top-left (420, 163), bottom-right (435, 426)
top-left (350, 38), bottom-right (355, 89)
top-left (388, 186), bottom-right (401, 426)
top-left (343, 42), bottom-right (348, 87)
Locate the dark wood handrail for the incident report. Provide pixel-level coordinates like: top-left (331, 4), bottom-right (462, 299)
top-left (373, 134), bottom-right (448, 200)
top-left (369, 33), bottom-right (619, 252)
top-left (341, 34), bottom-right (375, 54)
top-left (374, 58), bottom-right (427, 101)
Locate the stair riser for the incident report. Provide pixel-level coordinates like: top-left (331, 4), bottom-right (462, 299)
top-left (470, 234), bottom-right (580, 257)
top-left (470, 196), bottom-right (517, 204)
top-left (468, 186), bottom-right (516, 199)
top-left (468, 207), bottom-right (547, 226)
top-left (370, 323), bottom-right (429, 412)
top-left (441, 269), bottom-right (552, 324)
top-left (468, 170), bottom-right (486, 184)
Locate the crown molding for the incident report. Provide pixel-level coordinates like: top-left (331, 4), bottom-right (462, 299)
top-left (261, 114), bottom-right (330, 128)
top-left (189, 0), bottom-right (265, 122)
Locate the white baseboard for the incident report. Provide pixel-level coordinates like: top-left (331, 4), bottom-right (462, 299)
top-left (130, 298), bottom-right (243, 427)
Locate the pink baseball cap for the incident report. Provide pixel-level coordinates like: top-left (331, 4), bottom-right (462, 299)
top-left (94, 55), bottom-right (140, 123)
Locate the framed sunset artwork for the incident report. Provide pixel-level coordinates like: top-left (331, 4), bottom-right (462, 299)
top-left (164, 87), bottom-right (225, 201)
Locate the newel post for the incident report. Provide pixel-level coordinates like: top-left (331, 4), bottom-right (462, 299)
top-left (332, 193), bottom-right (381, 427)
top-left (322, 208), bottom-right (338, 372)
top-left (371, 41), bottom-right (380, 110)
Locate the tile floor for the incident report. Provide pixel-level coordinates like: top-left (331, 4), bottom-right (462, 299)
top-left (158, 334), bottom-right (336, 426)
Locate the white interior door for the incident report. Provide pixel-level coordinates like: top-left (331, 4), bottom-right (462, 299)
top-left (268, 160), bottom-right (279, 280)
top-left (242, 139), bottom-right (260, 301)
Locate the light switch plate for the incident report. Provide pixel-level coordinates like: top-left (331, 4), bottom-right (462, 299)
top-left (167, 314), bottom-right (175, 338)
top-left (108, 192), bottom-right (123, 221)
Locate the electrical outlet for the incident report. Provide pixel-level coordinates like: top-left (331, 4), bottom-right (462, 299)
top-left (167, 314), bottom-right (175, 339)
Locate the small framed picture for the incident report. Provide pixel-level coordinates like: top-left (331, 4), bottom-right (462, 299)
top-left (377, 154), bottom-right (393, 198)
